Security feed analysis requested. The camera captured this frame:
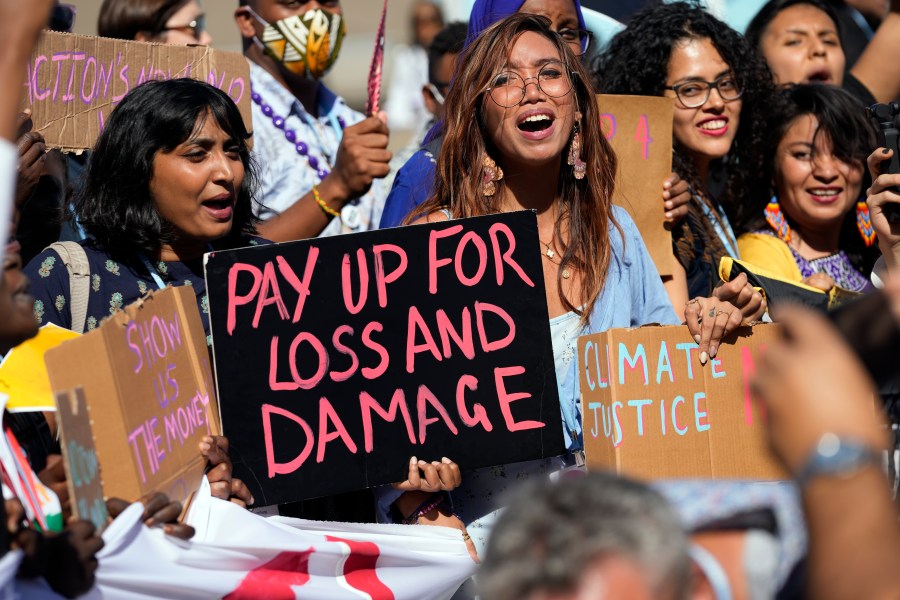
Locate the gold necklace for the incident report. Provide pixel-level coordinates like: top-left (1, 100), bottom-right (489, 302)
top-left (540, 240), bottom-right (571, 279)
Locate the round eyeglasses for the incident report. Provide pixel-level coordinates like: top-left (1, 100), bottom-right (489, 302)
top-left (486, 62), bottom-right (574, 108)
top-left (664, 75), bottom-right (743, 109)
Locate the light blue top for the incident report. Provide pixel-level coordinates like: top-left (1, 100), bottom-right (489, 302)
top-left (376, 207), bottom-right (679, 552)
top-left (551, 206), bottom-right (679, 452)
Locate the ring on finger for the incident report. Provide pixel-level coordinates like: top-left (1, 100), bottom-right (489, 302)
top-left (686, 298), bottom-right (701, 307)
top-left (715, 310), bottom-right (730, 317)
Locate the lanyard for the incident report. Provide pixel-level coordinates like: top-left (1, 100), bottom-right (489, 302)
top-left (296, 104), bottom-right (343, 168)
top-left (693, 192), bottom-right (740, 259)
top-left (139, 255), bottom-right (167, 291)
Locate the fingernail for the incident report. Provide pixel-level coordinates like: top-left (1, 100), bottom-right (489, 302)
top-left (884, 148), bottom-right (891, 154)
top-left (693, 334), bottom-right (701, 343)
top-left (418, 460), bottom-right (428, 466)
top-left (432, 461), bottom-right (440, 466)
top-left (249, 496), bottom-right (255, 506)
top-left (700, 351), bottom-right (708, 365)
top-left (710, 345), bottom-right (718, 358)
top-left (199, 442), bottom-right (210, 452)
top-left (163, 524), bottom-right (172, 534)
top-left (442, 457), bottom-right (451, 464)
top-left (665, 212), bottom-right (673, 219)
top-left (410, 456), bottom-right (417, 464)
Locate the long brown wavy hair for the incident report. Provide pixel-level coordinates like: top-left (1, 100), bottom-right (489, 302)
top-left (409, 13), bottom-right (620, 323)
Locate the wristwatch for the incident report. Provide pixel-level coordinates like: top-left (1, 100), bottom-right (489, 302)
top-left (795, 433), bottom-right (883, 488)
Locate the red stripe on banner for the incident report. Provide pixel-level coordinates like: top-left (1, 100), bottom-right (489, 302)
top-left (224, 549), bottom-right (314, 599)
top-left (327, 536), bottom-right (396, 600)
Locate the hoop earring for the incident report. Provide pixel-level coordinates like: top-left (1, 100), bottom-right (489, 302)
top-left (482, 153), bottom-right (504, 197)
top-left (764, 197), bottom-right (791, 243)
top-left (567, 111), bottom-right (586, 180)
top-left (856, 200), bottom-right (876, 247)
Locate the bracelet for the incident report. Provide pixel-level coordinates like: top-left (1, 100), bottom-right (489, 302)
top-left (313, 185), bottom-right (342, 219)
top-left (402, 491), bottom-right (450, 525)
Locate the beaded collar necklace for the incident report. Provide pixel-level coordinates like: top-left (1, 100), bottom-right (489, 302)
top-left (251, 91), bottom-right (346, 180)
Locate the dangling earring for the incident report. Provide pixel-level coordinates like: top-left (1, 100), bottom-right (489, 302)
top-left (568, 111), bottom-right (586, 180)
top-left (482, 153), bottom-right (504, 197)
top-left (764, 197), bottom-right (792, 243)
top-left (856, 200), bottom-right (876, 247)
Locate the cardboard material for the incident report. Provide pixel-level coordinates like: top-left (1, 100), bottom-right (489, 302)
top-left (598, 95), bottom-right (675, 277)
top-left (205, 211), bottom-right (565, 506)
top-left (578, 324), bottom-right (786, 480)
top-left (23, 31), bottom-right (251, 152)
top-left (55, 388), bottom-right (109, 531)
top-left (0, 324), bottom-right (81, 412)
top-left (45, 287), bottom-right (220, 505)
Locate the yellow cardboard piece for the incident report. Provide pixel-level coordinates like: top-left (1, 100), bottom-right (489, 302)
top-left (0, 324), bottom-right (81, 412)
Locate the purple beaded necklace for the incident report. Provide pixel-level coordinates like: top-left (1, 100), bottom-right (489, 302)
top-left (251, 91), bottom-right (347, 181)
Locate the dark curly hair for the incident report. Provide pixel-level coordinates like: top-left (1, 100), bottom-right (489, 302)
top-left (749, 84), bottom-right (879, 276)
top-left (592, 1), bottom-right (776, 232)
top-left (73, 78), bottom-right (259, 256)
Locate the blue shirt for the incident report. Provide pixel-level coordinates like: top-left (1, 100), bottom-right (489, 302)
top-left (379, 148), bottom-right (437, 229)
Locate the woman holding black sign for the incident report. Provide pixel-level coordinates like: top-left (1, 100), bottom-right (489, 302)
top-left (384, 13), bottom-right (755, 556)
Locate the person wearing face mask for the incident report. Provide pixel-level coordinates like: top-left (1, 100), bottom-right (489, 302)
top-left (234, 0), bottom-right (393, 243)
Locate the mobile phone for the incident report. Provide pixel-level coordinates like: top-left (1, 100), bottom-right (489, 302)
top-left (867, 103), bottom-right (900, 224)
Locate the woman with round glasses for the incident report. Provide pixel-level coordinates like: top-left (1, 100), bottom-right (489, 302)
top-left (595, 2), bottom-right (775, 309)
top-left (389, 12), bottom-right (746, 558)
top-left (99, 0), bottom-right (211, 46)
top-left (378, 0), bottom-right (612, 230)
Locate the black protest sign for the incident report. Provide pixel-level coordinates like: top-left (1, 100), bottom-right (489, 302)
top-left (205, 211), bottom-right (564, 506)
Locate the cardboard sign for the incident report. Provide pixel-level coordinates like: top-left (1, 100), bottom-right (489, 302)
top-left (578, 324), bottom-right (786, 480)
top-left (205, 212), bottom-right (565, 506)
top-left (0, 324), bottom-right (80, 412)
top-left (55, 388), bottom-right (109, 531)
top-left (44, 287), bottom-right (220, 505)
top-left (598, 95), bottom-right (674, 277)
top-left (23, 31), bottom-right (251, 152)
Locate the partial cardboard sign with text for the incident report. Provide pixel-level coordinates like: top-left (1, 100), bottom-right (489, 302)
top-left (598, 95), bottom-right (674, 277)
top-left (23, 31), bottom-right (251, 152)
top-left (45, 287), bottom-right (220, 504)
top-left (579, 324), bottom-right (786, 480)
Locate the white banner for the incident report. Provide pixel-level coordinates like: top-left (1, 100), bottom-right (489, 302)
top-left (7, 479), bottom-right (476, 599)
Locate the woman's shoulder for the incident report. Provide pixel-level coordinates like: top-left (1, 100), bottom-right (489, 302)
top-left (608, 206), bottom-right (644, 253)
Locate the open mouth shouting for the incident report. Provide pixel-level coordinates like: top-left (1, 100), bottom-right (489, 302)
top-left (516, 109), bottom-right (556, 140)
top-left (803, 67), bottom-right (834, 84)
top-left (201, 193), bottom-right (235, 220)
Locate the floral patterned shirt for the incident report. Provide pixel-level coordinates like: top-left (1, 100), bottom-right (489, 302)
top-left (24, 237), bottom-right (267, 343)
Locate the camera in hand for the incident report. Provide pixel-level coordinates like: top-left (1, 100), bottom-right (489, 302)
top-left (867, 102), bottom-right (900, 224)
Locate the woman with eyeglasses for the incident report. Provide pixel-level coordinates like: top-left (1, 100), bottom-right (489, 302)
top-left (98, 0), bottom-right (211, 46)
top-left (595, 2), bottom-right (775, 312)
top-left (383, 12), bottom-right (746, 559)
top-left (378, 0), bottom-right (642, 230)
